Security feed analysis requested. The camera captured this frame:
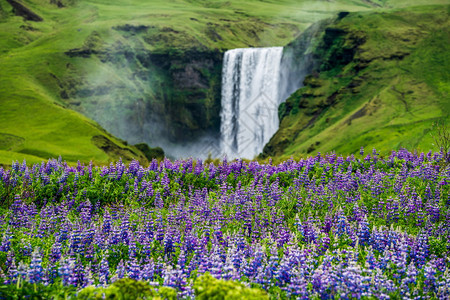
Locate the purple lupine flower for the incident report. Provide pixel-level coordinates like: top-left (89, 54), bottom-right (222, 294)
top-left (357, 218), bottom-right (371, 246)
top-left (69, 227), bottom-right (83, 255)
top-left (265, 246), bottom-right (279, 281)
top-left (401, 262), bottom-right (418, 294)
top-left (21, 241), bottom-right (32, 257)
top-left (163, 266), bottom-right (188, 292)
top-left (276, 254), bottom-right (292, 286)
top-left (287, 267), bottom-right (309, 300)
top-left (28, 248), bottom-right (43, 284)
top-left (115, 260), bottom-right (126, 281)
top-left (80, 200), bottom-right (92, 224)
top-left (98, 256), bottom-right (109, 286)
top-left (336, 213), bottom-right (348, 238)
top-left (5, 250), bottom-right (14, 271)
top-left (141, 260), bottom-right (155, 281)
top-left (209, 246), bottom-right (224, 279)
top-left (365, 248), bottom-right (378, 270)
top-left (82, 265), bottom-right (94, 288)
top-left (370, 227), bottom-right (386, 251)
top-left (155, 215), bottom-right (165, 242)
top-left (127, 258), bottom-right (140, 280)
top-left (46, 264), bottom-right (58, 285)
top-left (58, 258), bottom-right (73, 286)
top-left (58, 221), bottom-right (71, 243)
top-left (413, 233), bottom-right (429, 267)
top-left (424, 260), bottom-right (437, 293)
top-left (6, 258), bottom-right (18, 284)
top-left (67, 262), bottom-right (79, 287)
top-left (277, 227), bottom-right (290, 248)
top-left (243, 247), bottom-right (265, 279)
top-left (17, 261), bottom-right (28, 281)
top-left (437, 269), bottom-right (450, 299)
top-left (164, 228), bottom-right (176, 257)
top-left (222, 253), bottom-right (235, 281)
top-left (119, 213), bottom-right (130, 245)
top-left (0, 228), bottom-right (12, 252)
top-left (230, 246), bottom-right (243, 271)
top-left (197, 253), bottom-right (211, 276)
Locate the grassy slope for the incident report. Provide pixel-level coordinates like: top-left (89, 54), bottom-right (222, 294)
top-left (263, 5), bottom-right (450, 159)
top-left (0, 0), bottom-right (380, 165)
top-left (0, 1), bottom-right (157, 165)
top-left (0, 41), bottom-right (148, 165)
top-left (0, 0), bottom-right (449, 164)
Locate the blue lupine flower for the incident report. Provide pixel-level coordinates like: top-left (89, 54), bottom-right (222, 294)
top-left (28, 248), bottom-right (43, 284)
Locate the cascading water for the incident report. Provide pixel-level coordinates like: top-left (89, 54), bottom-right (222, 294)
top-left (220, 47), bottom-right (283, 159)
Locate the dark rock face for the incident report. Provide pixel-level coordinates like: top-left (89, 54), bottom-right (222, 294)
top-left (173, 63), bottom-right (210, 89)
top-left (61, 30), bottom-right (223, 156)
top-left (6, 0), bottom-right (43, 21)
top-left (50, 0), bottom-right (65, 8)
top-left (113, 24), bottom-right (152, 33)
top-left (133, 50), bottom-right (223, 144)
top-left (278, 20), bottom-right (331, 106)
top-left (318, 27), bottom-right (366, 72)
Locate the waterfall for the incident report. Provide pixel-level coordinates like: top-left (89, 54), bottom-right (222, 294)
top-left (220, 47), bottom-right (283, 159)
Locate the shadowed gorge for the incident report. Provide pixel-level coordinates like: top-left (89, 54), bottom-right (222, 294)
top-left (64, 41), bottom-right (224, 158)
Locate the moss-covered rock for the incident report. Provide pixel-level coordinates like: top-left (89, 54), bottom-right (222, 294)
top-left (134, 143), bottom-right (165, 160)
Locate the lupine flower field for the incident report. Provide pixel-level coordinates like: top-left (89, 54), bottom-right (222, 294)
top-left (0, 149), bottom-right (449, 299)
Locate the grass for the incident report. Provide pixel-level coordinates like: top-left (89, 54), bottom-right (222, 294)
top-left (0, 0), bottom-right (449, 164)
top-left (264, 5), bottom-right (450, 159)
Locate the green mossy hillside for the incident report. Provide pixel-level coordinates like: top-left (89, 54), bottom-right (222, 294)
top-left (1, 0), bottom-right (449, 163)
top-left (262, 5), bottom-right (450, 159)
top-left (0, 0), bottom-right (385, 163)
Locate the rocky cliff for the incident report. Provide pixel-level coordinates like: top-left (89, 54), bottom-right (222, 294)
top-left (62, 28), bottom-right (223, 155)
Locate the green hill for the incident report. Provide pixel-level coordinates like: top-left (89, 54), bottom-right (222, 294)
top-left (0, 0), bottom-right (449, 164)
top-left (0, 0), bottom-right (382, 164)
top-left (262, 5), bottom-right (450, 159)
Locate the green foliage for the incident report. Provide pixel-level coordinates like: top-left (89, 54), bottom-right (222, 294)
top-left (110, 278), bottom-right (155, 298)
top-left (0, 280), bottom-right (77, 300)
top-left (429, 236), bottom-right (448, 258)
top-left (77, 278), bottom-right (176, 300)
top-left (193, 272), bottom-right (269, 300)
top-left (430, 120), bottom-right (450, 165)
top-left (158, 287), bottom-right (178, 300)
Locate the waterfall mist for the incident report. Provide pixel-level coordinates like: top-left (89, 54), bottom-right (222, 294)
top-left (67, 36), bottom-right (223, 161)
top-left (278, 21), bottom-right (324, 102)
